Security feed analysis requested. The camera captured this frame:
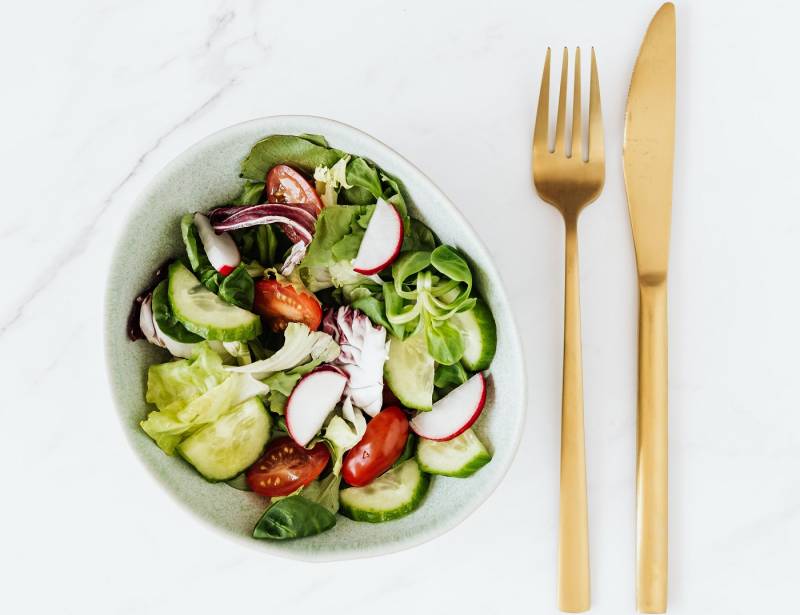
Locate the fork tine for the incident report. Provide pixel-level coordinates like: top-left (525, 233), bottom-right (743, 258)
top-left (571, 48), bottom-right (582, 159)
top-left (554, 47), bottom-right (569, 153)
top-left (588, 47), bottom-right (604, 163)
top-left (533, 48), bottom-right (551, 155)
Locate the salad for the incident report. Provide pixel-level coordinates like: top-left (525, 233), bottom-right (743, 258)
top-left (128, 134), bottom-right (498, 540)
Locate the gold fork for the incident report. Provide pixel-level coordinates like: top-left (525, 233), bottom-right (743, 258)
top-left (532, 47), bottom-right (604, 613)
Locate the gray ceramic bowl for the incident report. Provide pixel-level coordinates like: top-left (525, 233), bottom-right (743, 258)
top-left (105, 116), bottom-right (525, 561)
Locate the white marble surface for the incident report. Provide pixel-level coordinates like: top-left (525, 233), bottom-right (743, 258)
top-left (1, 0), bottom-right (798, 613)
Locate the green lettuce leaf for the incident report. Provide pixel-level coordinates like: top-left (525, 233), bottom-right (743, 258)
top-left (298, 205), bottom-right (375, 291)
top-left (141, 345), bottom-right (268, 454)
top-left (261, 350), bottom-right (333, 415)
top-left (323, 402), bottom-right (367, 475)
top-left (228, 322), bottom-right (340, 380)
top-left (241, 135), bottom-right (343, 180)
top-left (231, 180), bottom-right (265, 206)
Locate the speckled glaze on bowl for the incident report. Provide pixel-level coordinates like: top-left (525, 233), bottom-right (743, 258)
top-left (104, 116), bottom-right (525, 561)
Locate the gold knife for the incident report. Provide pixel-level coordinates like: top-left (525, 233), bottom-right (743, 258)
top-left (622, 3), bottom-right (676, 613)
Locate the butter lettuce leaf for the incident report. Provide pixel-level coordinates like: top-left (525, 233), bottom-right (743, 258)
top-left (141, 344), bottom-right (268, 454)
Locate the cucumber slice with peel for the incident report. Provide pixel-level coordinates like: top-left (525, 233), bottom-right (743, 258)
top-left (168, 261), bottom-right (261, 341)
top-left (416, 428), bottom-right (491, 477)
top-left (384, 330), bottom-right (434, 411)
top-left (339, 459), bottom-right (429, 523)
top-left (450, 297), bottom-right (496, 371)
top-left (178, 397), bottom-right (271, 481)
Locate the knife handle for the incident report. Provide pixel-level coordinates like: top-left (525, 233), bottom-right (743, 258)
top-left (557, 217), bottom-right (590, 613)
top-left (636, 281), bottom-right (668, 613)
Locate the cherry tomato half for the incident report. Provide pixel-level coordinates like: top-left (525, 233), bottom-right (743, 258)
top-left (267, 164), bottom-right (323, 243)
top-left (342, 407), bottom-right (409, 487)
top-left (246, 437), bottom-right (330, 497)
top-left (253, 279), bottom-right (322, 332)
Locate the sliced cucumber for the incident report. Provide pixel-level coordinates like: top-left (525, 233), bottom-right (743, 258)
top-left (450, 297), bottom-right (496, 371)
top-left (339, 459), bottom-right (429, 523)
top-left (178, 397), bottom-right (271, 481)
top-left (168, 261), bottom-right (261, 341)
top-left (416, 428), bottom-right (491, 477)
top-left (385, 329), bottom-right (434, 411)
top-left (152, 279), bottom-right (203, 343)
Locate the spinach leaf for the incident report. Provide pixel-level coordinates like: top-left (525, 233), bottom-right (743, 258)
top-left (234, 225), bottom-right (278, 266)
top-left (252, 495), bottom-right (336, 540)
top-left (180, 213), bottom-right (204, 272)
top-left (424, 318), bottom-right (465, 365)
top-left (198, 267), bottom-right (220, 293)
top-left (151, 279), bottom-right (202, 343)
top-left (232, 180), bottom-right (265, 206)
top-left (180, 213), bottom-right (221, 292)
top-left (218, 263), bottom-right (254, 309)
top-left (241, 135), bottom-right (342, 180)
top-left (402, 218), bottom-right (438, 252)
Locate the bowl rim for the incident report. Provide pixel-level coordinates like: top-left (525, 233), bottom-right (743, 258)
top-left (104, 114), bottom-right (527, 561)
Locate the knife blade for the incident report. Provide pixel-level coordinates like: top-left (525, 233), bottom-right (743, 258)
top-left (623, 3), bottom-right (676, 613)
top-left (624, 2), bottom-right (676, 281)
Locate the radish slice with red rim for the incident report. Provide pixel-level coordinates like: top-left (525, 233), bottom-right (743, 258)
top-left (352, 199), bottom-right (403, 275)
top-left (410, 373), bottom-right (487, 441)
top-left (194, 213), bottom-right (240, 276)
top-left (285, 366), bottom-right (348, 446)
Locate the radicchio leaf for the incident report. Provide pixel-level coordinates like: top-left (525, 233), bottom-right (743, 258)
top-left (321, 306), bottom-right (388, 416)
top-left (209, 204), bottom-right (317, 244)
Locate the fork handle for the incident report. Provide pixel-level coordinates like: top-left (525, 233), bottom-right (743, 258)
top-left (557, 216), bottom-right (590, 613)
top-left (636, 282), bottom-right (668, 613)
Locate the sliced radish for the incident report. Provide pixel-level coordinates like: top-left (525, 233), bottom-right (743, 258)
top-left (410, 373), bottom-right (487, 441)
top-left (352, 199), bottom-right (403, 275)
top-left (285, 366), bottom-right (348, 446)
top-left (194, 213), bottom-right (240, 276)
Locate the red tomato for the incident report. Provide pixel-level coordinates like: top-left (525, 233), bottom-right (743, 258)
top-left (246, 437), bottom-right (329, 497)
top-left (266, 164), bottom-right (323, 213)
top-left (253, 279), bottom-right (322, 332)
top-left (342, 407), bottom-right (409, 487)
